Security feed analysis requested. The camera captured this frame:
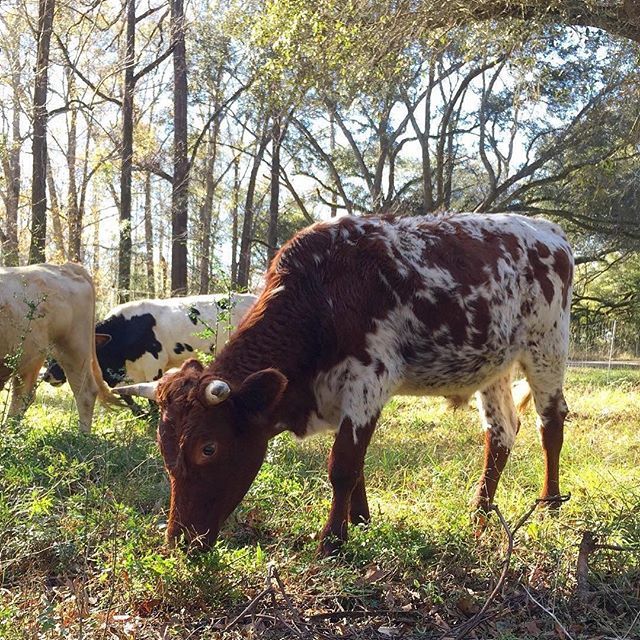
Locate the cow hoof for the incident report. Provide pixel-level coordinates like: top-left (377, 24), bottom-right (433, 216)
top-left (539, 493), bottom-right (569, 511)
top-left (471, 511), bottom-right (489, 538)
top-left (317, 536), bottom-right (344, 559)
top-left (470, 496), bottom-right (491, 537)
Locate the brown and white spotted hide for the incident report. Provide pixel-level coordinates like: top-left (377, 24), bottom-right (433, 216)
top-left (143, 213), bottom-right (573, 554)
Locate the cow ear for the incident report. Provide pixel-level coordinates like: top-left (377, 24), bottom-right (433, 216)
top-left (181, 358), bottom-right (204, 374)
top-left (95, 333), bottom-right (112, 348)
top-left (235, 369), bottom-right (287, 418)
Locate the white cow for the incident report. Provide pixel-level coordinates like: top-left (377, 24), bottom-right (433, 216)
top-left (0, 263), bottom-right (117, 432)
top-left (44, 293), bottom-right (257, 387)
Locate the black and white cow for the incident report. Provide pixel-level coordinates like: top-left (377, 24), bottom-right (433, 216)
top-left (44, 293), bottom-right (257, 387)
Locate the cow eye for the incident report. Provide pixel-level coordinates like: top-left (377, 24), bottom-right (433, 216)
top-left (202, 443), bottom-right (216, 457)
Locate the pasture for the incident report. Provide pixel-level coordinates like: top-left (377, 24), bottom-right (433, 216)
top-left (1, 368), bottom-right (638, 639)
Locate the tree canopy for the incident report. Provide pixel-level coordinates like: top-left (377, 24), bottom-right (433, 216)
top-left (0, 0), bottom-right (638, 335)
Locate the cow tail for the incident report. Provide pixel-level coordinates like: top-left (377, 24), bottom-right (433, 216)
top-left (512, 379), bottom-right (533, 414)
top-left (86, 279), bottom-right (121, 409)
top-left (92, 346), bottom-right (121, 408)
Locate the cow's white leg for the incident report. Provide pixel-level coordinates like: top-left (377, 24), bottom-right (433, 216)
top-left (8, 361), bottom-right (43, 417)
top-left (519, 315), bottom-right (569, 508)
top-left (473, 372), bottom-right (519, 514)
top-left (319, 414), bottom-right (377, 557)
top-left (56, 353), bottom-right (97, 433)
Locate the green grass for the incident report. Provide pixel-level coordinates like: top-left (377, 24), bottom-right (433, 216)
top-left (1, 368), bottom-right (639, 638)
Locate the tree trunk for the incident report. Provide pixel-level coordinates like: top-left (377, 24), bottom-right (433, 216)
top-left (237, 130), bottom-right (269, 290)
top-left (158, 217), bottom-right (166, 296)
top-left (76, 113), bottom-right (94, 263)
top-left (198, 118), bottom-right (219, 294)
top-left (266, 115), bottom-right (281, 265)
top-left (171, 0), bottom-right (189, 296)
top-left (329, 110), bottom-right (337, 218)
top-left (422, 64), bottom-right (434, 212)
top-left (2, 41), bottom-right (22, 266)
top-left (66, 69), bottom-right (81, 261)
top-left (46, 157), bottom-right (66, 259)
top-left (118, 0), bottom-right (135, 303)
top-left (144, 171), bottom-right (155, 296)
top-left (230, 154), bottom-right (240, 288)
top-left (91, 194), bottom-right (100, 276)
top-left (29, 0), bottom-right (55, 264)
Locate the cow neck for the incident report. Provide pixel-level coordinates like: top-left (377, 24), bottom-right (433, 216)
top-left (208, 292), bottom-right (324, 434)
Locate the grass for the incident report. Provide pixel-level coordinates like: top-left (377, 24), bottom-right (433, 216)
top-left (1, 368), bottom-right (639, 639)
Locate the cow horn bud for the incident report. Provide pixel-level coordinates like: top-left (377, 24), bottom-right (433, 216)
top-left (204, 380), bottom-right (230, 405)
top-left (114, 381), bottom-right (158, 400)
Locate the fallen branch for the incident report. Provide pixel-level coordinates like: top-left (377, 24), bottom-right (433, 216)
top-left (576, 529), bottom-right (640, 603)
top-left (447, 495), bottom-right (570, 639)
top-left (223, 563), bottom-right (316, 638)
top-left (576, 530), bottom-right (597, 603)
top-left (309, 609), bottom-right (423, 622)
top-left (223, 583), bottom-right (274, 630)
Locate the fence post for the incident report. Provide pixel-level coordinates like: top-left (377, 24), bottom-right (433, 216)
top-left (607, 319), bottom-right (617, 371)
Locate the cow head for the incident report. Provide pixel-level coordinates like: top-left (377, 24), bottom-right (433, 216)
top-left (118, 358), bottom-right (287, 547)
top-left (42, 359), bottom-right (67, 386)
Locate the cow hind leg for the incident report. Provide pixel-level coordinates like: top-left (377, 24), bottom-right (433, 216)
top-left (319, 416), bottom-right (376, 557)
top-left (473, 373), bottom-right (519, 516)
top-left (524, 371), bottom-right (568, 509)
top-left (56, 351), bottom-right (98, 434)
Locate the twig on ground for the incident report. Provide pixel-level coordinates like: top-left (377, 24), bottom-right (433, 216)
top-left (223, 583), bottom-right (274, 630)
top-left (308, 609), bottom-right (423, 621)
top-left (621, 609), bottom-right (640, 640)
top-left (224, 562), bottom-right (317, 638)
top-left (523, 586), bottom-right (575, 640)
top-left (269, 563), bottom-right (305, 638)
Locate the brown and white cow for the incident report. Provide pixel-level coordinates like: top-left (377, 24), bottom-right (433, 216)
top-left (118, 213), bottom-right (573, 555)
top-left (0, 263), bottom-right (118, 432)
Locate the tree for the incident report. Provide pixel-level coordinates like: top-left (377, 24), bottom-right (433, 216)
top-left (236, 118), bottom-right (269, 289)
top-left (266, 113), bottom-right (283, 264)
top-left (29, 0), bottom-right (55, 264)
top-left (118, 0), bottom-right (136, 302)
top-left (171, 0), bottom-right (189, 295)
top-left (0, 11), bottom-right (26, 266)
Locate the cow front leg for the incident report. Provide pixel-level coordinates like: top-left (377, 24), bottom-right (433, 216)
top-left (59, 356), bottom-right (98, 433)
top-left (8, 362), bottom-right (42, 418)
top-left (319, 416), bottom-right (376, 557)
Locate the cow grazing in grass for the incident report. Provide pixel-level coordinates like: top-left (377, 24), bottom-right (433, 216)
top-left (43, 293), bottom-right (257, 387)
top-left (118, 213), bottom-right (573, 555)
top-left (0, 263), bottom-right (118, 432)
